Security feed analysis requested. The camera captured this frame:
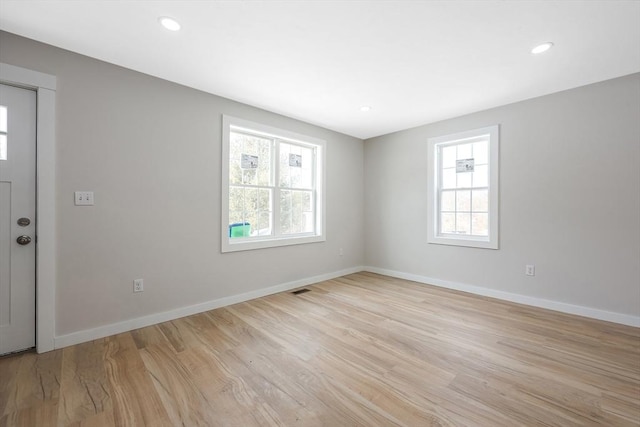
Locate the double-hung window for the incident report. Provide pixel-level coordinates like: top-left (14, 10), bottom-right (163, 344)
top-left (221, 115), bottom-right (325, 252)
top-left (427, 125), bottom-right (499, 249)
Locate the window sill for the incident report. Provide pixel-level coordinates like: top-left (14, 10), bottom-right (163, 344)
top-left (221, 234), bottom-right (325, 253)
top-left (428, 235), bottom-right (498, 250)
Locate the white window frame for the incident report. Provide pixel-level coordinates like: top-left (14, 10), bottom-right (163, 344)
top-left (221, 115), bottom-right (326, 252)
top-left (427, 125), bottom-right (499, 249)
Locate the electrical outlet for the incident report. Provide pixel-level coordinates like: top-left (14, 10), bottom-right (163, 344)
top-left (525, 265), bottom-right (535, 276)
top-left (339, 247), bottom-right (344, 256)
top-left (74, 191), bottom-right (94, 206)
top-left (133, 278), bottom-right (144, 293)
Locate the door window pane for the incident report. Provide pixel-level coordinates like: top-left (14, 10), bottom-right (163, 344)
top-left (0, 106), bottom-right (6, 132)
top-left (0, 135), bottom-right (6, 161)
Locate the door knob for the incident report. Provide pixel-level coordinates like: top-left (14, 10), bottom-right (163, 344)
top-left (16, 235), bottom-right (32, 245)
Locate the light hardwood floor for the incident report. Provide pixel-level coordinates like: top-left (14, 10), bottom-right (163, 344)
top-left (1, 272), bottom-right (639, 426)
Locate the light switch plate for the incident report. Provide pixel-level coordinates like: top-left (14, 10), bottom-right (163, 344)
top-left (74, 191), bottom-right (94, 206)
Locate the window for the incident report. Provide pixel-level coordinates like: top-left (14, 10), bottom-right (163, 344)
top-left (427, 125), bottom-right (499, 249)
top-left (221, 115), bottom-right (325, 252)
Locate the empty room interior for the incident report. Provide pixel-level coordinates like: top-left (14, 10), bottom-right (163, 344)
top-left (0, 1), bottom-right (639, 426)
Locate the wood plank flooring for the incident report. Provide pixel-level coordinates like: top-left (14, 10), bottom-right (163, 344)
top-left (1, 272), bottom-right (639, 426)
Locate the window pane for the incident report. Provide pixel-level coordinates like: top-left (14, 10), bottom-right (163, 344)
top-left (473, 139), bottom-right (488, 165)
top-left (457, 143), bottom-right (472, 159)
top-left (442, 145), bottom-right (456, 168)
top-left (280, 190), bottom-right (313, 234)
top-left (241, 188), bottom-right (258, 235)
top-left (456, 213), bottom-right (471, 235)
top-left (440, 213), bottom-right (455, 234)
top-left (245, 188), bottom-right (258, 211)
top-left (472, 213), bottom-right (489, 236)
top-left (0, 135), bottom-right (6, 161)
top-left (456, 190), bottom-right (471, 212)
top-left (472, 189), bottom-right (488, 212)
top-left (229, 132), bottom-right (272, 186)
top-left (442, 168), bottom-right (456, 189)
top-left (229, 163), bottom-right (242, 185)
top-left (0, 106), bottom-right (6, 133)
top-left (242, 168), bottom-right (258, 185)
top-left (229, 210), bottom-right (244, 224)
top-left (441, 190), bottom-right (455, 211)
top-left (229, 133), bottom-right (245, 185)
top-left (257, 188), bottom-right (271, 212)
top-left (229, 186), bottom-right (273, 237)
top-left (254, 212), bottom-right (272, 236)
top-left (472, 164), bottom-right (488, 188)
top-left (229, 187), bottom-right (244, 215)
top-left (457, 170), bottom-right (471, 188)
top-left (280, 143), bottom-right (313, 189)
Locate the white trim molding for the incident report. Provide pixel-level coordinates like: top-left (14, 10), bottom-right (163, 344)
top-left (364, 266), bottom-right (640, 328)
top-left (221, 115), bottom-right (327, 253)
top-left (49, 263), bottom-right (640, 349)
top-left (0, 63), bottom-right (57, 353)
top-left (427, 125), bottom-right (500, 249)
top-left (54, 266), bottom-right (363, 349)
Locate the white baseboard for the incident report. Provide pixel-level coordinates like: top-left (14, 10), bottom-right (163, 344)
top-left (363, 266), bottom-right (640, 328)
top-left (54, 266), bottom-right (364, 349)
top-left (54, 264), bottom-right (638, 350)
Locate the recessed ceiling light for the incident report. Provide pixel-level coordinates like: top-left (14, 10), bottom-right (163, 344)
top-left (159, 17), bottom-right (181, 32)
top-left (531, 42), bottom-right (554, 54)
top-left (360, 106), bottom-right (372, 112)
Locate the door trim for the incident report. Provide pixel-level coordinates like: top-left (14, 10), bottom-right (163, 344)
top-left (0, 63), bottom-right (56, 353)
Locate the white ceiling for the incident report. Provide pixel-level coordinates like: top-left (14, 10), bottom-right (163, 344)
top-left (1, 1), bottom-right (639, 139)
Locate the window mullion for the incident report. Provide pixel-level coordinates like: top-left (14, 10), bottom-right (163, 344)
top-left (272, 138), bottom-right (280, 237)
top-left (312, 147), bottom-right (317, 234)
top-left (230, 183), bottom-right (275, 191)
top-left (449, 186), bottom-right (484, 191)
top-left (437, 145), bottom-right (444, 236)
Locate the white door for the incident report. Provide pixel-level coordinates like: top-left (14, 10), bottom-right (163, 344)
top-left (0, 83), bottom-right (37, 355)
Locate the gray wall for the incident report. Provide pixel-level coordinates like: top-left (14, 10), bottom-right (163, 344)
top-left (1, 30), bottom-right (638, 340)
top-left (0, 32), bottom-right (364, 337)
top-left (364, 73), bottom-right (640, 317)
